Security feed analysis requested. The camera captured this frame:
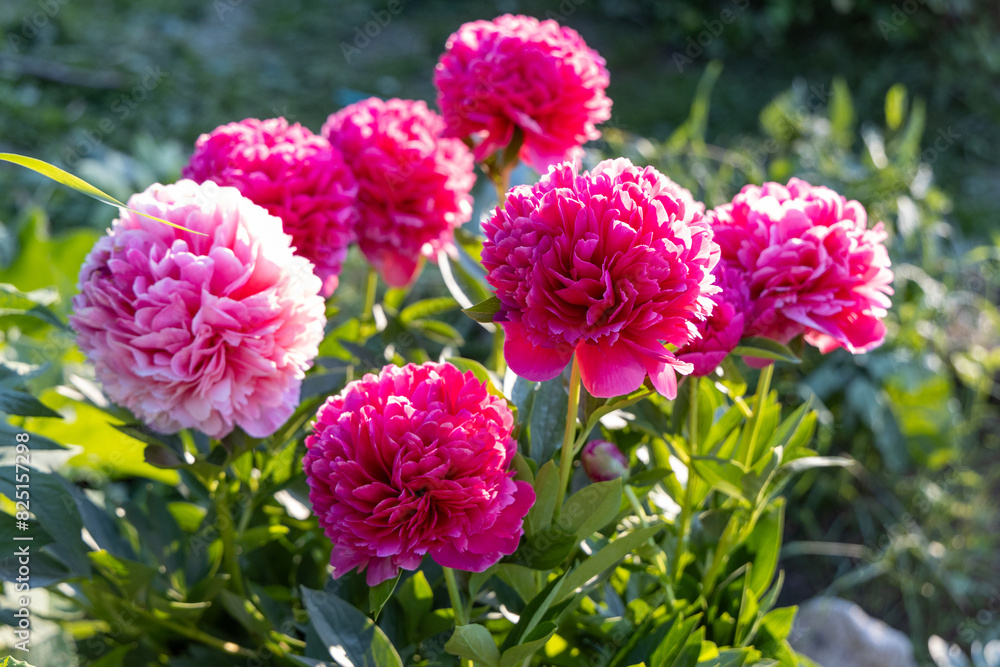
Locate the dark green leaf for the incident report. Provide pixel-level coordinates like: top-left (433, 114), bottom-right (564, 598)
top-left (558, 477), bottom-right (623, 540)
top-left (499, 621), bottom-right (556, 667)
top-left (400, 297), bottom-right (458, 323)
top-left (300, 587), bottom-right (403, 667)
top-left (0, 386), bottom-right (61, 418)
top-left (462, 296), bottom-right (502, 323)
top-left (445, 624), bottom-right (500, 667)
top-left (369, 572), bottom-right (401, 619)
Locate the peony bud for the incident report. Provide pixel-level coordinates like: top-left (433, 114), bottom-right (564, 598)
top-left (581, 440), bottom-right (629, 482)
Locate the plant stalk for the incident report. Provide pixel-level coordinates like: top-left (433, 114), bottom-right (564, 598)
top-left (555, 356), bottom-right (583, 514)
top-left (443, 567), bottom-right (468, 626)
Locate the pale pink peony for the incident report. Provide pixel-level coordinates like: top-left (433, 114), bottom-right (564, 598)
top-left (482, 158), bottom-right (720, 399)
top-left (183, 117), bottom-right (358, 296)
top-left (709, 178), bottom-right (894, 354)
top-left (434, 14), bottom-right (612, 171)
top-left (581, 440), bottom-right (629, 482)
top-left (71, 180), bottom-right (326, 439)
top-left (676, 262), bottom-right (750, 376)
top-left (321, 98), bottom-right (475, 287)
top-left (303, 362), bottom-right (534, 585)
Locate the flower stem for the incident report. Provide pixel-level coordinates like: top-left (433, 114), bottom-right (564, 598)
top-left (555, 355), bottom-right (582, 514)
top-left (744, 363), bottom-right (774, 467)
top-left (362, 266), bottom-right (378, 324)
top-left (443, 567), bottom-right (468, 626)
top-left (673, 378), bottom-right (698, 582)
top-left (215, 476), bottom-right (247, 598)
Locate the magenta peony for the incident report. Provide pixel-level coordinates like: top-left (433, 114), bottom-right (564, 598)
top-left (182, 117), bottom-right (358, 296)
top-left (676, 262), bottom-right (750, 377)
top-left (581, 440), bottom-right (630, 482)
top-left (434, 14), bottom-right (612, 171)
top-left (321, 98), bottom-right (475, 287)
top-left (709, 178), bottom-right (894, 354)
top-left (482, 158), bottom-right (720, 399)
top-left (303, 362), bottom-right (535, 585)
top-left (71, 180), bottom-right (326, 439)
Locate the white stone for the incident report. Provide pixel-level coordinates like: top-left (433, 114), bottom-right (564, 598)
top-left (790, 597), bottom-right (917, 667)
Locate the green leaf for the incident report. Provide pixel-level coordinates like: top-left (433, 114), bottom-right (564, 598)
top-left (514, 376), bottom-right (568, 466)
top-left (558, 477), bottom-right (623, 540)
top-left (885, 83), bottom-right (907, 131)
top-left (462, 295), bottom-right (502, 323)
top-left (446, 357), bottom-right (506, 400)
top-left (650, 614), bottom-right (702, 667)
top-left (670, 626), bottom-right (705, 667)
top-left (829, 77), bottom-right (856, 146)
top-left (746, 500), bottom-right (784, 597)
top-left (525, 460), bottom-right (559, 536)
top-left (501, 573), bottom-right (568, 651)
top-left (399, 297), bottom-right (458, 323)
top-left (397, 570), bottom-right (433, 639)
top-left (556, 524), bottom-right (663, 603)
top-left (369, 572), bottom-right (401, 619)
top-left (300, 587), bottom-right (403, 667)
top-left (758, 607), bottom-right (797, 644)
top-left (444, 624), bottom-right (501, 667)
top-left (690, 457), bottom-right (748, 501)
top-left (732, 338), bottom-right (801, 364)
top-left (0, 283), bottom-right (66, 329)
top-left (0, 385), bottom-right (61, 418)
top-left (499, 621), bottom-right (557, 667)
top-left (717, 356), bottom-right (747, 398)
top-left (0, 153), bottom-right (204, 235)
top-left (765, 400), bottom-right (812, 458)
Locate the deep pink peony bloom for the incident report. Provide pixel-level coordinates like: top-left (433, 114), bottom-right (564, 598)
top-left (303, 362), bottom-right (535, 585)
top-left (581, 440), bottom-right (629, 482)
top-left (482, 158), bottom-right (720, 399)
top-left (182, 117), bottom-right (358, 296)
top-left (709, 178), bottom-right (894, 354)
top-left (322, 98), bottom-right (475, 287)
top-left (434, 14), bottom-right (612, 171)
top-left (676, 262), bottom-right (750, 376)
top-left (71, 180), bottom-right (326, 438)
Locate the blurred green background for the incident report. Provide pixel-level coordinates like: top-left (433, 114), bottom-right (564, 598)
top-left (1, 0), bottom-right (998, 664)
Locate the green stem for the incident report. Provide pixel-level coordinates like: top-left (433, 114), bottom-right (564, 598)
top-left (673, 378), bottom-right (698, 581)
top-left (216, 477), bottom-right (247, 598)
top-left (137, 609), bottom-right (255, 658)
top-left (744, 363), bottom-right (774, 467)
top-left (555, 356), bottom-right (583, 514)
top-left (362, 266), bottom-right (378, 323)
top-left (443, 567), bottom-right (468, 626)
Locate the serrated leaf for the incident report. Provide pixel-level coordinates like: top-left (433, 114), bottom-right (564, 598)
top-left (445, 624), bottom-right (500, 667)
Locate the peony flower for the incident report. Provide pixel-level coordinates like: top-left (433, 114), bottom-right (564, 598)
top-left (303, 362), bottom-right (534, 585)
top-left (71, 179), bottom-right (326, 439)
top-left (482, 158), bottom-right (720, 399)
top-left (182, 117), bottom-right (358, 297)
top-left (581, 440), bottom-right (630, 482)
top-left (709, 178), bottom-right (894, 354)
top-left (676, 262), bottom-right (750, 376)
top-left (434, 14), bottom-right (612, 171)
top-left (322, 98), bottom-right (475, 287)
